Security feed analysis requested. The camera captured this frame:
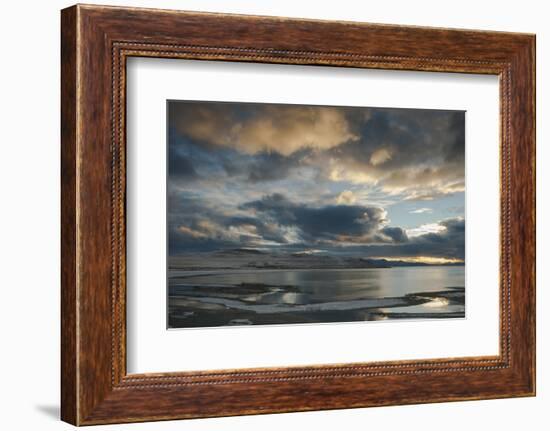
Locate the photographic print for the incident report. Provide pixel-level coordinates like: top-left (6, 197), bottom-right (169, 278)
top-left (167, 100), bottom-right (465, 329)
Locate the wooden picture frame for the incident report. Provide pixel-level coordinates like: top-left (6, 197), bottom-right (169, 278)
top-left (61, 4), bottom-right (535, 425)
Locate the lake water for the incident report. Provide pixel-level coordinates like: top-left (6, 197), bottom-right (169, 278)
top-left (168, 266), bottom-right (465, 328)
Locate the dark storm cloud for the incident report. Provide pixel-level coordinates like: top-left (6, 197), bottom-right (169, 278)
top-left (350, 218), bottom-right (465, 260)
top-left (246, 150), bottom-right (309, 183)
top-left (241, 193), bottom-right (389, 243)
top-left (443, 113), bottom-right (466, 164)
top-left (379, 226), bottom-right (409, 243)
top-left (169, 191), bottom-right (414, 253)
top-left (168, 144), bottom-right (198, 180)
top-left (340, 108), bottom-right (465, 167)
top-left (167, 129), bottom-right (248, 184)
top-left (169, 188), bottom-right (464, 260)
top-left (168, 192), bottom-right (292, 253)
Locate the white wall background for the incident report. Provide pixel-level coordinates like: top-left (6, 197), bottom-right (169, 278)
top-left (0, 0), bottom-right (546, 429)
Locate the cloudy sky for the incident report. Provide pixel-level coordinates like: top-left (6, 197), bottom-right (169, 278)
top-left (167, 101), bottom-right (465, 264)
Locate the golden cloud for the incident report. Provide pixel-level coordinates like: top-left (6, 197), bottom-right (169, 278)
top-left (370, 147), bottom-right (392, 166)
top-left (171, 104), bottom-right (358, 156)
top-left (336, 190), bottom-right (357, 205)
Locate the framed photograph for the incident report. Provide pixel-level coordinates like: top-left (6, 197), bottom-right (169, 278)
top-left (164, 100), bottom-right (468, 329)
top-left (61, 4), bottom-right (535, 425)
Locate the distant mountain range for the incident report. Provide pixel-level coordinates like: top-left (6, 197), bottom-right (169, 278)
top-left (170, 248), bottom-right (463, 271)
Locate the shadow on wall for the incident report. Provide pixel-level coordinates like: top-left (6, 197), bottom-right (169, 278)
top-left (35, 405), bottom-right (59, 421)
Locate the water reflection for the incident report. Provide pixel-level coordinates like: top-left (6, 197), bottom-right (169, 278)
top-left (168, 267), bottom-right (465, 328)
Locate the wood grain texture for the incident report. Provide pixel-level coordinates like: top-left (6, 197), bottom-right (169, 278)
top-left (60, 4), bottom-right (535, 426)
top-left (60, 6), bottom-right (78, 425)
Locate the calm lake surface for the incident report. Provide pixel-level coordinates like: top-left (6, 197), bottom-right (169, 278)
top-left (168, 266), bottom-right (465, 328)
